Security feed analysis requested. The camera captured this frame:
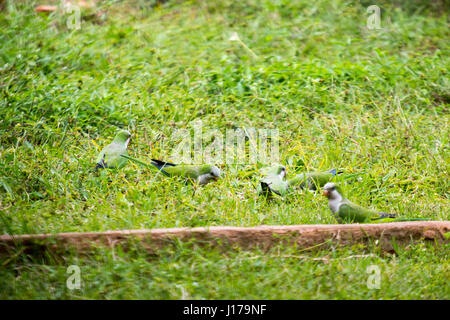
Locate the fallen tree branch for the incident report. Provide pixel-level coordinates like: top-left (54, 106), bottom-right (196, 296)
top-left (0, 221), bottom-right (448, 254)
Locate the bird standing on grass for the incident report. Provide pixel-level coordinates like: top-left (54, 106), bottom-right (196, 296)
top-left (95, 130), bottom-right (131, 170)
top-left (121, 155), bottom-right (221, 185)
top-left (258, 165), bottom-right (289, 197)
top-left (322, 182), bottom-right (427, 223)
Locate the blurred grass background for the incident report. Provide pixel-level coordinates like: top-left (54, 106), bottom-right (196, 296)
top-left (0, 0), bottom-right (448, 234)
top-left (0, 0), bottom-right (448, 299)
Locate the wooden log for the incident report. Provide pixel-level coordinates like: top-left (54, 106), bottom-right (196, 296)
top-left (34, 5), bottom-right (58, 12)
top-left (0, 221), bottom-right (448, 254)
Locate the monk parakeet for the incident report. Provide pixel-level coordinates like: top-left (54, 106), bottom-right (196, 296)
top-left (121, 155), bottom-right (221, 185)
top-left (288, 169), bottom-right (339, 191)
top-left (322, 182), bottom-right (427, 223)
top-left (258, 165), bottom-right (288, 197)
top-left (95, 130), bottom-right (131, 170)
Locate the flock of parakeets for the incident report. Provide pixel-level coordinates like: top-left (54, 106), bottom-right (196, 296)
top-left (96, 130), bottom-right (427, 224)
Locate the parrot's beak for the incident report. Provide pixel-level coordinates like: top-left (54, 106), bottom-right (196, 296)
top-left (323, 190), bottom-right (329, 197)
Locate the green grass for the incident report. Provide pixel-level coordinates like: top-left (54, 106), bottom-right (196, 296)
top-left (0, 0), bottom-right (449, 299)
top-left (1, 241), bottom-right (449, 299)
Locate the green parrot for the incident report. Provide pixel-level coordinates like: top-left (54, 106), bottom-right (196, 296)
top-left (95, 129), bottom-right (131, 170)
top-left (322, 182), bottom-right (427, 223)
top-left (288, 169), bottom-right (339, 191)
top-left (258, 165), bottom-right (288, 197)
top-left (121, 155), bottom-right (221, 185)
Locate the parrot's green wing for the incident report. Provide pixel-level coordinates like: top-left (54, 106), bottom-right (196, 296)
top-left (289, 172), bottom-right (333, 190)
top-left (149, 159), bottom-right (208, 179)
top-left (337, 203), bottom-right (380, 223)
top-left (337, 202), bottom-right (398, 223)
top-left (257, 165), bottom-right (287, 197)
top-left (96, 143), bottom-right (128, 169)
top-left (158, 164), bottom-right (213, 179)
top-left (312, 172), bottom-right (336, 188)
top-left (95, 148), bottom-right (107, 165)
top-left (96, 130), bottom-right (131, 169)
top-left (287, 173), bottom-right (309, 189)
top-left (164, 164), bottom-right (220, 185)
top-left (164, 165), bottom-right (200, 179)
top-left (289, 169), bottom-right (339, 191)
top-left (259, 175), bottom-right (288, 197)
top-left (122, 156), bottom-right (218, 184)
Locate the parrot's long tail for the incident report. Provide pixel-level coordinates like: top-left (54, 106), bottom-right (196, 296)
top-left (149, 159), bottom-right (176, 176)
top-left (340, 172), bottom-right (365, 180)
top-left (95, 163), bottom-right (105, 171)
top-left (328, 169), bottom-right (344, 176)
top-left (392, 218), bottom-right (430, 222)
top-left (369, 212), bottom-right (396, 222)
top-left (380, 212), bottom-right (396, 219)
top-left (371, 216), bottom-right (430, 223)
top-left (376, 212), bottom-right (430, 222)
top-left (151, 159), bottom-right (176, 167)
top-left (120, 155), bottom-right (162, 173)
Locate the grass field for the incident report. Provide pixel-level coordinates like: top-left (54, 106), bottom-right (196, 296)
top-left (0, 0), bottom-right (449, 299)
top-left (1, 241), bottom-right (449, 299)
